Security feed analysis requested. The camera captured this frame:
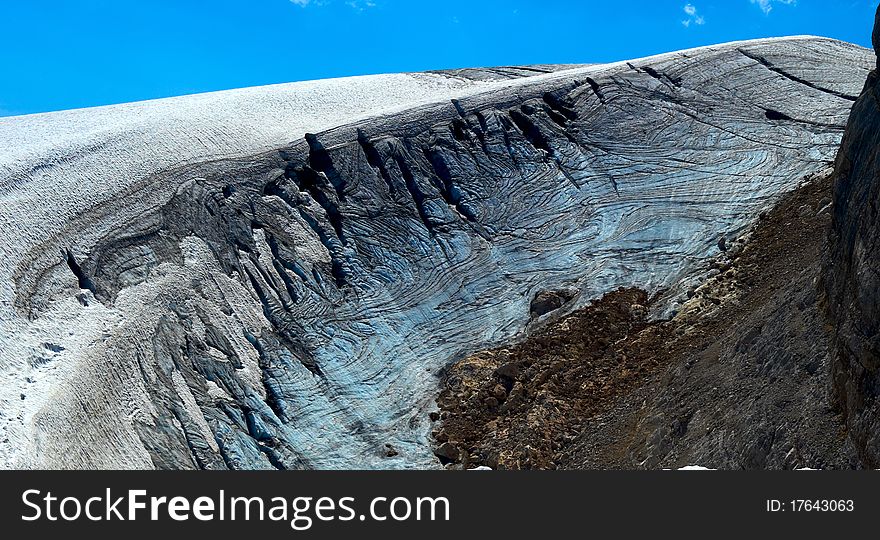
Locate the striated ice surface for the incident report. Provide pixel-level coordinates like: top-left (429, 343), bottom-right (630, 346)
top-left (0, 37), bottom-right (873, 469)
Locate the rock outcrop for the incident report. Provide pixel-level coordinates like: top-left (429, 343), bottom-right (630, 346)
top-left (824, 7), bottom-right (880, 467)
top-left (0, 37), bottom-right (872, 469)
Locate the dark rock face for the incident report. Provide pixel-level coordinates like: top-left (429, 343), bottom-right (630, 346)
top-left (824, 7), bottom-right (880, 468)
top-left (529, 288), bottom-right (577, 318)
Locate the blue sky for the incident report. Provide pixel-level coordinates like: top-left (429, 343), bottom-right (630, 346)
top-left (0, 0), bottom-right (876, 117)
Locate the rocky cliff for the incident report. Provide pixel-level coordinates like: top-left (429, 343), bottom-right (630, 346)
top-left (824, 7), bottom-right (880, 468)
top-left (0, 37), bottom-right (872, 469)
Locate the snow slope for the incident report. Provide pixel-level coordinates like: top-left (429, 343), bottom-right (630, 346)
top-left (0, 37), bottom-right (873, 469)
top-left (0, 72), bottom-right (492, 468)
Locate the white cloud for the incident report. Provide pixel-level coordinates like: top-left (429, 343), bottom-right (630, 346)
top-left (682, 4), bottom-right (705, 27)
top-left (750, 0), bottom-right (796, 15)
top-left (347, 0), bottom-right (376, 10)
top-left (290, 0), bottom-right (376, 8)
